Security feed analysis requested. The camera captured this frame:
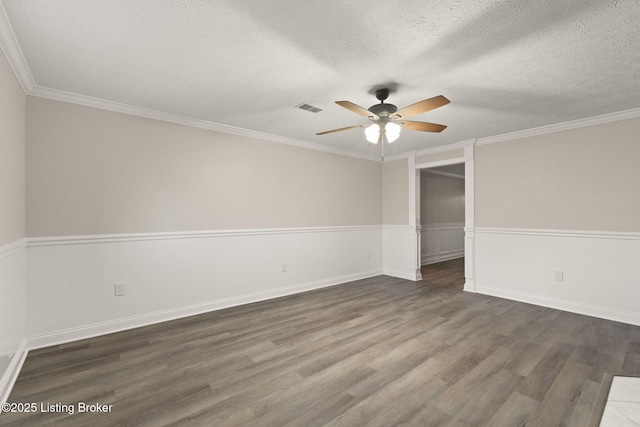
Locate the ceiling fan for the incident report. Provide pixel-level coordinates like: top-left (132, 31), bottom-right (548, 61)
top-left (316, 88), bottom-right (450, 145)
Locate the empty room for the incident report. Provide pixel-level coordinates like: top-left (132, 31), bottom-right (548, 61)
top-left (1, 1), bottom-right (640, 426)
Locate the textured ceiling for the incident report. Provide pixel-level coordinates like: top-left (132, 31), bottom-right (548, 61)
top-left (2, 0), bottom-right (639, 158)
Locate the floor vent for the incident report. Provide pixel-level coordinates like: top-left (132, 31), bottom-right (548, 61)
top-left (295, 103), bottom-right (322, 113)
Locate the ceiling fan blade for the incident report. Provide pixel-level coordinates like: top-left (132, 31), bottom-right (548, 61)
top-left (393, 95), bottom-right (450, 119)
top-left (316, 124), bottom-right (366, 135)
top-left (336, 101), bottom-right (379, 120)
top-left (399, 121), bottom-right (447, 133)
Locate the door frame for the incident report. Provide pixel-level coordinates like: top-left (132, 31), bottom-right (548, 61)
top-left (409, 144), bottom-right (475, 291)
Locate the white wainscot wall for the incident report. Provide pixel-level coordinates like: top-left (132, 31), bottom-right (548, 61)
top-left (475, 228), bottom-right (640, 326)
top-left (25, 226), bottom-right (382, 349)
top-left (383, 225), bottom-right (421, 281)
top-left (421, 223), bottom-right (465, 265)
top-left (0, 240), bottom-right (27, 403)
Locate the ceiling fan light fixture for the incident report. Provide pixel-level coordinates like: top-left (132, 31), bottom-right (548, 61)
top-left (385, 122), bottom-right (401, 143)
top-left (365, 122), bottom-right (401, 144)
top-left (365, 123), bottom-right (380, 144)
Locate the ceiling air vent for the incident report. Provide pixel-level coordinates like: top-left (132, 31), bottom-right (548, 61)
top-left (295, 103), bottom-right (322, 113)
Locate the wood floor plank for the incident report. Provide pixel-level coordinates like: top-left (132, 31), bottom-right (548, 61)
top-left (516, 341), bottom-right (576, 401)
top-left (570, 344), bottom-right (627, 382)
top-left (347, 333), bottom-right (446, 400)
top-left (569, 378), bottom-right (601, 427)
top-left (484, 391), bottom-right (540, 427)
top-left (585, 373), bottom-right (614, 427)
top-left (4, 258), bottom-right (639, 426)
top-left (250, 366), bottom-right (374, 425)
top-left (525, 360), bottom-right (593, 426)
top-left (622, 342), bottom-right (640, 376)
top-left (450, 368), bottom-right (524, 426)
top-left (325, 358), bottom-right (448, 427)
top-left (281, 393), bottom-right (357, 427)
top-left (163, 371), bottom-right (304, 425)
top-left (434, 346), bottom-right (517, 416)
top-left (504, 340), bottom-right (552, 377)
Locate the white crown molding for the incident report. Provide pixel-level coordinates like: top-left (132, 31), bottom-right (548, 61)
top-left (385, 105), bottom-right (640, 159)
top-left (0, 1), bottom-right (34, 92)
top-left (25, 225), bottom-right (383, 247)
top-left (475, 227), bottom-right (640, 241)
top-left (476, 108), bottom-right (640, 146)
top-left (25, 85), bottom-right (640, 162)
top-left (27, 85), bottom-right (381, 162)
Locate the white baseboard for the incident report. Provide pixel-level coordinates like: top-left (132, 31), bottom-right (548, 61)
top-left (27, 269), bottom-right (382, 350)
top-left (422, 251), bottom-right (464, 265)
top-left (463, 279), bottom-right (476, 293)
top-left (0, 339), bottom-right (28, 404)
top-left (0, 239), bottom-right (27, 404)
top-left (474, 228), bottom-right (640, 327)
top-left (383, 269), bottom-right (420, 281)
top-left (476, 285), bottom-right (640, 327)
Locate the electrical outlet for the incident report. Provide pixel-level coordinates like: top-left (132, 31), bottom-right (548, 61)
top-left (114, 283), bottom-right (125, 296)
top-left (281, 263), bottom-right (287, 272)
top-left (554, 271), bottom-right (564, 281)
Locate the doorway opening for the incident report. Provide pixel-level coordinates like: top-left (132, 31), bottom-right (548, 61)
top-left (417, 163), bottom-right (465, 284)
top-left (409, 149), bottom-right (475, 292)
top-left (419, 164), bottom-right (465, 284)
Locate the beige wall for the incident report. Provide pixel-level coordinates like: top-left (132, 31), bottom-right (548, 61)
top-left (26, 97), bottom-right (382, 237)
top-left (0, 50), bottom-right (25, 246)
top-left (22, 93), bottom-right (640, 237)
top-left (382, 159), bottom-right (408, 225)
top-left (416, 148), bottom-right (464, 165)
top-left (382, 152), bottom-right (467, 226)
top-left (475, 117), bottom-right (640, 231)
top-left (420, 172), bottom-right (465, 224)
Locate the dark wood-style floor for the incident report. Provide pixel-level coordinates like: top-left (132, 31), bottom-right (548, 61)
top-left (3, 258), bottom-right (640, 426)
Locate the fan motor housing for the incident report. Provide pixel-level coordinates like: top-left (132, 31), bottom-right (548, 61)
top-left (368, 103), bottom-right (398, 117)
